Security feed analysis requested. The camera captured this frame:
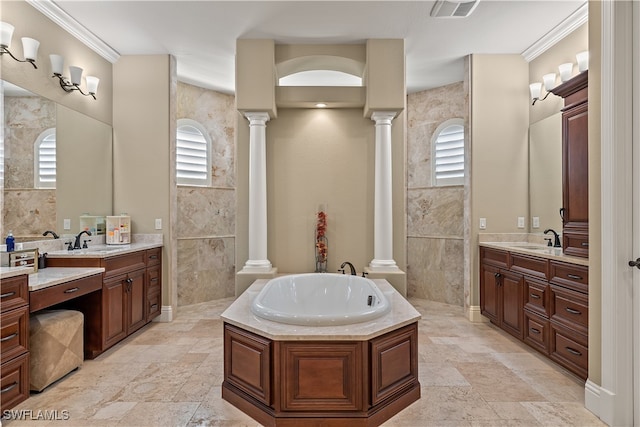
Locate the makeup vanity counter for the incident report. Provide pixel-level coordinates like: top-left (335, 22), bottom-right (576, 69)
top-left (479, 242), bottom-right (589, 380)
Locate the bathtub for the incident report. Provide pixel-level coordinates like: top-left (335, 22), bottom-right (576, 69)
top-left (250, 273), bottom-right (391, 326)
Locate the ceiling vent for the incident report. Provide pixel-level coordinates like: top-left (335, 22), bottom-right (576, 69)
top-left (430, 0), bottom-right (480, 18)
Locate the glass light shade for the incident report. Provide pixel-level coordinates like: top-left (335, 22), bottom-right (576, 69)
top-left (69, 66), bottom-right (83, 85)
top-left (85, 76), bottom-right (99, 94)
top-left (542, 73), bottom-right (556, 91)
top-left (50, 54), bottom-right (64, 75)
top-left (21, 37), bottom-right (39, 61)
top-left (529, 82), bottom-right (542, 100)
top-left (0, 22), bottom-right (14, 47)
top-left (559, 63), bottom-right (573, 82)
top-left (576, 51), bottom-right (589, 72)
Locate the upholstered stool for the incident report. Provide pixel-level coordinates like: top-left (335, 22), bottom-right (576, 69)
top-left (29, 310), bottom-right (84, 392)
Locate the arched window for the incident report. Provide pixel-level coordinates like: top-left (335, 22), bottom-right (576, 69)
top-left (176, 119), bottom-right (211, 186)
top-left (34, 128), bottom-right (56, 189)
top-left (432, 119), bottom-right (465, 187)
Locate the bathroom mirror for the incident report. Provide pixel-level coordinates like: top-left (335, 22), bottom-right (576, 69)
top-left (529, 112), bottom-right (562, 234)
top-left (2, 80), bottom-right (113, 241)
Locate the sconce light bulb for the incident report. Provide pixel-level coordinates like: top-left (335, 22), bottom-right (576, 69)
top-left (542, 73), bottom-right (556, 91)
top-left (86, 76), bottom-right (99, 95)
top-left (69, 66), bottom-right (83, 86)
top-left (50, 54), bottom-right (64, 75)
top-left (21, 37), bottom-right (39, 62)
top-left (0, 22), bottom-right (14, 48)
top-left (559, 63), bottom-right (573, 82)
top-left (576, 51), bottom-right (589, 72)
top-left (529, 82), bottom-right (542, 101)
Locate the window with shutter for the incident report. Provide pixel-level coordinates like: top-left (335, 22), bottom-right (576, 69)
top-left (176, 119), bottom-right (211, 186)
top-left (433, 119), bottom-right (465, 187)
top-left (34, 128), bottom-right (56, 189)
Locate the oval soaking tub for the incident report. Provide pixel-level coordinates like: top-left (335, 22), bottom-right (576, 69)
top-left (251, 273), bottom-right (391, 326)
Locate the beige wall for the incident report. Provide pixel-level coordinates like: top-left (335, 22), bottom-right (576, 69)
top-left (469, 54), bottom-right (530, 307)
top-left (112, 55), bottom-right (173, 310)
top-left (0, 1), bottom-right (113, 125)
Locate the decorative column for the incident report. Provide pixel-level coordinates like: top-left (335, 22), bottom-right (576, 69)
top-left (369, 112), bottom-right (399, 271)
top-left (242, 112), bottom-right (273, 272)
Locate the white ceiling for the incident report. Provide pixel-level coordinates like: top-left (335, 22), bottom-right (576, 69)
top-left (48, 0), bottom-right (587, 94)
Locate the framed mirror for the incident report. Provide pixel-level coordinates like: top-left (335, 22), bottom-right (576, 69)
top-left (2, 80), bottom-right (113, 242)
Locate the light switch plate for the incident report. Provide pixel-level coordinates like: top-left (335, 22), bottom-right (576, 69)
top-left (155, 218), bottom-right (162, 230)
top-left (532, 217), bottom-right (540, 228)
top-left (479, 218), bottom-right (487, 229)
top-left (517, 217), bottom-right (525, 228)
top-left (64, 219), bottom-right (71, 230)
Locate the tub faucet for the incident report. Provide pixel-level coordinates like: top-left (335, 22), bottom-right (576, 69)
top-left (543, 228), bottom-right (562, 248)
top-left (73, 230), bottom-right (92, 249)
top-left (42, 230), bottom-right (59, 239)
top-left (340, 261), bottom-right (357, 276)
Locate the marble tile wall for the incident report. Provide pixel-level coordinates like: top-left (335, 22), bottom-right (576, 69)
top-left (176, 83), bottom-right (236, 306)
top-left (407, 82), bottom-right (466, 306)
top-left (2, 96), bottom-right (56, 240)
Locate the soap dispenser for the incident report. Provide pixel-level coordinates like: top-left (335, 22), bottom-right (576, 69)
top-left (5, 231), bottom-right (15, 252)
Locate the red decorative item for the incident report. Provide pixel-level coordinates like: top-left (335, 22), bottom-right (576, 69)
top-left (315, 210), bottom-right (328, 272)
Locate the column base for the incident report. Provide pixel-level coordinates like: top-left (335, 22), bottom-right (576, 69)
top-left (241, 260), bottom-right (273, 272)
top-left (368, 259), bottom-right (400, 272)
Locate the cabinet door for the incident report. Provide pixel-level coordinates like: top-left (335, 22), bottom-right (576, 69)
top-left (563, 103), bottom-right (589, 225)
top-left (103, 276), bottom-right (127, 348)
top-left (480, 263), bottom-right (500, 323)
top-left (501, 271), bottom-right (524, 340)
top-left (127, 269), bottom-right (147, 334)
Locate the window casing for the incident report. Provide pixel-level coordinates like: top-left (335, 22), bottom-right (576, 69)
top-left (432, 119), bottom-right (465, 187)
top-left (176, 119), bottom-right (211, 187)
top-left (34, 128), bottom-right (56, 189)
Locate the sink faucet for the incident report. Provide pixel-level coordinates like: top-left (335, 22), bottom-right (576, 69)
top-left (543, 228), bottom-right (562, 248)
top-left (73, 230), bottom-right (92, 249)
top-left (339, 261), bottom-right (357, 275)
top-left (42, 230), bottom-right (59, 239)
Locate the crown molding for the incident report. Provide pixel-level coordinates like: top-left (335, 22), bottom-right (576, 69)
top-left (521, 2), bottom-right (588, 62)
top-left (26, 0), bottom-right (120, 63)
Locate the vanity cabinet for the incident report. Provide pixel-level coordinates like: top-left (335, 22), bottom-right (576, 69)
top-left (551, 71), bottom-right (589, 258)
top-left (0, 274), bottom-right (30, 412)
top-left (47, 247), bottom-right (162, 358)
top-left (480, 246), bottom-right (588, 380)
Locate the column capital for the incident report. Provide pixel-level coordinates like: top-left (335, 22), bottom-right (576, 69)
top-left (244, 111), bottom-right (271, 125)
top-left (370, 111), bottom-right (397, 124)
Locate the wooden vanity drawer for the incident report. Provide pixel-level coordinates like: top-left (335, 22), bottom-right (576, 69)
top-left (104, 252), bottom-right (146, 278)
top-left (550, 324), bottom-right (588, 379)
top-left (510, 253), bottom-right (549, 280)
top-left (0, 306), bottom-right (29, 364)
top-left (524, 310), bottom-right (549, 354)
top-left (147, 290), bottom-right (161, 321)
top-left (146, 247), bottom-right (161, 267)
top-left (524, 278), bottom-right (550, 317)
top-left (30, 273), bottom-right (102, 313)
top-left (550, 261), bottom-right (588, 293)
top-left (0, 352), bottom-right (29, 412)
top-left (480, 247), bottom-right (508, 269)
top-left (563, 231), bottom-right (589, 259)
top-left (147, 265), bottom-right (161, 294)
top-left (550, 285), bottom-right (588, 333)
top-left (1, 275), bottom-right (29, 313)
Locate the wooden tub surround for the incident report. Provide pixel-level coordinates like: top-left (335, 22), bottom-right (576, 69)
top-left (221, 279), bottom-right (421, 427)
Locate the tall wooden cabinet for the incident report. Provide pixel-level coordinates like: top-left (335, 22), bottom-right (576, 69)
top-left (551, 71), bottom-right (589, 258)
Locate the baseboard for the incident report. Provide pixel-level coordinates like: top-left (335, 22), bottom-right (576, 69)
top-left (467, 305), bottom-right (487, 323)
top-left (154, 305), bottom-right (173, 322)
top-left (584, 379), bottom-right (601, 419)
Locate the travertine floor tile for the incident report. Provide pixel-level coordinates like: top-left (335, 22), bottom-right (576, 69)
top-left (4, 297), bottom-right (606, 427)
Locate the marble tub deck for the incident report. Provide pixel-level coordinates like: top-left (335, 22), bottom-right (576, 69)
top-left (4, 298), bottom-right (605, 427)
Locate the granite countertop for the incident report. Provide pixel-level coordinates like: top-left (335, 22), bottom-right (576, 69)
top-left (221, 279), bottom-right (422, 341)
top-left (46, 242), bottom-right (162, 259)
top-left (480, 241), bottom-right (589, 267)
top-left (28, 267), bottom-right (105, 291)
top-left (0, 266), bottom-right (33, 279)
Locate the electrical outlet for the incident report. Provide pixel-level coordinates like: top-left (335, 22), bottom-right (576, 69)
top-left (64, 219), bottom-right (71, 230)
top-left (532, 216), bottom-right (540, 228)
top-left (155, 218), bottom-right (162, 230)
top-left (517, 216), bottom-right (525, 228)
top-left (479, 218), bottom-right (487, 230)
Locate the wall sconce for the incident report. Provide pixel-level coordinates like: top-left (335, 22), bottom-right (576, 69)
top-left (50, 54), bottom-right (99, 100)
top-left (558, 62), bottom-right (574, 82)
top-left (0, 22), bottom-right (39, 69)
top-left (529, 73), bottom-right (557, 105)
top-left (576, 51), bottom-right (589, 72)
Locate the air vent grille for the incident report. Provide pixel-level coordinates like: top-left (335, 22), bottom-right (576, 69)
top-left (430, 0), bottom-right (480, 18)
